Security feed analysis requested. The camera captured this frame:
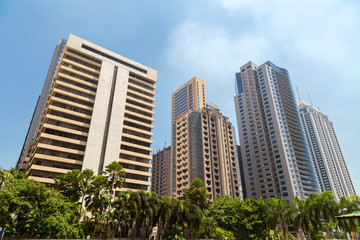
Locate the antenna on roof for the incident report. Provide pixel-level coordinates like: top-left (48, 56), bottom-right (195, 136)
top-left (308, 93), bottom-right (313, 106)
top-left (296, 86), bottom-right (301, 102)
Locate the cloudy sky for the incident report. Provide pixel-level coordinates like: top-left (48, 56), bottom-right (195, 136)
top-left (1, 0), bottom-right (359, 194)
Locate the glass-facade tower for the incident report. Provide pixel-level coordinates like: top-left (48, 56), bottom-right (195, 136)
top-left (299, 101), bottom-right (356, 201)
top-left (234, 61), bottom-right (319, 202)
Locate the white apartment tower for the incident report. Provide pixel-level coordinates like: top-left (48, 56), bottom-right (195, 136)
top-left (234, 61), bottom-right (319, 202)
top-left (17, 34), bottom-right (157, 191)
top-left (299, 101), bottom-right (356, 201)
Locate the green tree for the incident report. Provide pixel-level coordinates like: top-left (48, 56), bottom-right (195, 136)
top-left (54, 169), bottom-right (95, 219)
top-left (197, 216), bottom-right (218, 238)
top-left (183, 199), bottom-right (203, 238)
top-left (293, 197), bottom-right (318, 240)
top-left (309, 191), bottom-right (336, 239)
top-left (207, 196), bottom-right (265, 239)
top-left (0, 168), bottom-right (25, 189)
top-left (267, 196), bottom-right (294, 240)
top-left (0, 177), bottom-right (80, 238)
top-left (54, 169), bottom-right (83, 203)
top-left (103, 161), bottom-right (125, 195)
top-left (85, 175), bottom-right (112, 236)
top-left (182, 178), bottom-right (210, 212)
top-left (156, 195), bottom-right (172, 235)
top-left (336, 195), bottom-right (360, 236)
top-left (256, 197), bottom-right (271, 231)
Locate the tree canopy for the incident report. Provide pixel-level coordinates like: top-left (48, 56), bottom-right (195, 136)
top-left (0, 168), bottom-right (359, 239)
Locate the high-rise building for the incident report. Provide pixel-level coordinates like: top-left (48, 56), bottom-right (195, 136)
top-left (234, 61), bottom-right (319, 202)
top-left (175, 107), bottom-right (241, 200)
top-left (171, 77), bottom-right (206, 196)
top-left (151, 145), bottom-right (171, 196)
top-left (17, 34), bottom-right (157, 191)
top-left (299, 101), bottom-right (356, 201)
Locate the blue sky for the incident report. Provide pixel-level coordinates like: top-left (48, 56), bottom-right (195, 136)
top-left (1, 0), bottom-right (359, 194)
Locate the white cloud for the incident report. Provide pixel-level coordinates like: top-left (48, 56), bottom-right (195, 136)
top-left (165, 18), bottom-right (270, 83)
top-left (164, 0), bottom-right (360, 193)
top-left (164, 0), bottom-right (360, 107)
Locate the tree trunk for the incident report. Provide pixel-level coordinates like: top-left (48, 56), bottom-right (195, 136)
top-left (308, 230), bottom-right (312, 240)
top-left (324, 218), bottom-right (333, 239)
top-left (281, 217), bottom-right (287, 240)
top-left (353, 226), bottom-right (357, 240)
top-left (79, 194), bottom-right (85, 220)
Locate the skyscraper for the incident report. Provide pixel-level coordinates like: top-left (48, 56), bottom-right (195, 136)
top-left (17, 34), bottom-right (157, 191)
top-left (299, 101), bottom-right (356, 201)
top-left (234, 61), bottom-right (319, 202)
top-left (175, 107), bottom-right (241, 200)
top-left (151, 145), bottom-right (171, 196)
top-left (171, 77), bottom-right (206, 196)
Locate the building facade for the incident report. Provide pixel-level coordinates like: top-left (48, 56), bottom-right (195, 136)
top-left (17, 34), bottom-right (157, 191)
top-left (236, 145), bottom-right (247, 199)
top-left (234, 61), bottom-right (319, 202)
top-left (171, 77), bottom-right (206, 196)
top-left (175, 107), bottom-right (241, 200)
top-left (151, 145), bottom-right (171, 196)
top-left (299, 101), bottom-right (356, 201)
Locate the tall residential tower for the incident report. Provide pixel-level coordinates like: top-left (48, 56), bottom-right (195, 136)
top-left (299, 101), bottom-right (356, 201)
top-left (171, 77), bottom-right (206, 196)
top-left (17, 34), bottom-right (157, 191)
top-left (175, 107), bottom-right (241, 200)
top-left (234, 61), bottom-right (319, 202)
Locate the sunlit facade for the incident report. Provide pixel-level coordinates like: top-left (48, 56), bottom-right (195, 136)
top-left (175, 107), bottom-right (241, 200)
top-left (170, 77), bottom-right (206, 196)
top-left (234, 61), bottom-right (319, 202)
top-left (17, 34), bottom-right (157, 191)
top-left (299, 101), bottom-right (356, 201)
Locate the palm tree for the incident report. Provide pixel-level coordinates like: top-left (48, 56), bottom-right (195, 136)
top-left (168, 198), bottom-right (186, 230)
top-left (113, 191), bottom-right (132, 237)
top-left (78, 169), bottom-right (95, 219)
top-left (267, 197), bottom-right (294, 240)
top-left (293, 197), bottom-right (318, 240)
top-left (183, 200), bottom-right (203, 238)
top-left (145, 192), bottom-right (160, 237)
top-left (256, 197), bottom-right (271, 231)
top-left (336, 195), bottom-right (360, 237)
top-left (156, 195), bottom-right (172, 236)
top-left (54, 169), bottom-right (83, 203)
top-left (309, 191), bottom-right (336, 239)
top-left (182, 178), bottom-right (210, 212)
top-left (104, 161), bottom-right (125, 196)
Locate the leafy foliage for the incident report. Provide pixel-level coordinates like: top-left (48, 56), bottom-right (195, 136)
top-left (182, 177), bottom-right (210, 212)
top-left (1, 167), bottom-right (359, 239)
top-left (0, 175), bottom-right (80, 238)
top-left (206, 196), bottom-right (267, 239)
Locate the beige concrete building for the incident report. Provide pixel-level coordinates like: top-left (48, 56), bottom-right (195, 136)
top-left (17, 34), bottom-right (157, 191)
top-left (151, 145), bottom-right (171, 196)
top-left (171, 77), bottom-right (206, 196)
top-left (175, 107), bottom-right (241, 200)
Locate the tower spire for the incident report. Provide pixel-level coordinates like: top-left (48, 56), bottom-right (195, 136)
top-left (296, 86), bottom-right (301, 102)
top-left (308, 93), bottom-right (313, 106)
